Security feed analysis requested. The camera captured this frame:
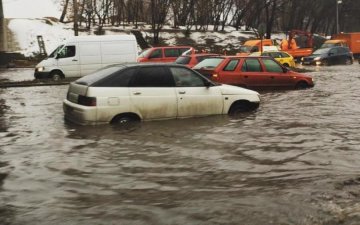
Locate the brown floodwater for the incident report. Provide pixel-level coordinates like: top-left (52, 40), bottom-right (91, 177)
top-left (1, 65), bottom-right (360, 225)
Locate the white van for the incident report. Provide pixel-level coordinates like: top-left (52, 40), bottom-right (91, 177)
top-left (34, 35), bottom-right (138, 80)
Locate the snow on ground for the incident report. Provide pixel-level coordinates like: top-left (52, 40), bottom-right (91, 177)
top-left (3, 0), bottom-right (61, 19)
top-left (8, 19), bottom-right (74, 56)
top-left (4, 0), bottom-right (278, 56)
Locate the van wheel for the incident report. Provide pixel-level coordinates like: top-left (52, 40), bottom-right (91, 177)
top-left (283, 63), bottom-right (290, 67)
top-left (295, 81), bottom-right (309, 89)
top-left (50, 71), bottom-right (63, 81)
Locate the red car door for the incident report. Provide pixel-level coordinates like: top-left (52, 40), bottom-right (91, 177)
top-left (260, 58), bottom-right (294, 87)
top-left (216, 59), bottom-right (243, 86)
top-left (237, 58), bottom-right (269, 88)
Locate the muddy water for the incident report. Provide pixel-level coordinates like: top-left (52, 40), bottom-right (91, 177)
top-left (1, 65), bottom-right (360, 225)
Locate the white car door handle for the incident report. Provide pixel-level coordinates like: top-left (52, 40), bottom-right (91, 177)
top-left (179, 91), bottom-right (186, 94)
top-left (133, 92), bottom-right (141, 95)
top-left (72, 59), bottom-right (78, 62)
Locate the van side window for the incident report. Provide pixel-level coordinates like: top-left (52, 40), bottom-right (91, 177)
top-left (149, 49), bottom-right (162, 58)
top-left (131, 67), bottom-right (174, 87)
top-left (241, 59), bottom-right (262, 72)
top-left (57, 45), bottom-right (76, 58)
top-left (164, 49), bottom-right (180, 57)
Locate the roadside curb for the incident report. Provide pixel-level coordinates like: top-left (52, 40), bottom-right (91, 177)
top-left (0, 81), bottom-right (71, 88)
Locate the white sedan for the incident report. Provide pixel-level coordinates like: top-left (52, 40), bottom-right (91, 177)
top-left (63, 63), bottom-right (261, 125)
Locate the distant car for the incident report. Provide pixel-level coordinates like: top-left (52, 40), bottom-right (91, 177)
top-left (137, 46), bottom-right (194, 63)
top-left (175, 53), bottom-right (221, 68)
top-left (193, 56), bottom-right (314, 89)
top-left (301, 46), bottom-right (353, 66)
top-left (63, 63), bottom-right (261, 125)
top-left (250, 51), bottom-right (296, 67)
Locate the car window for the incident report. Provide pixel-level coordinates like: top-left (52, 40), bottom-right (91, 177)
top-left (57, 45), bottom-right (76, 58)
top-left (241, 59), bottom-right (262, 72)
top-left (262, 58), bottom-right (283, 73)
top-left (170, 67), bottom-right (205, 87)
top-left (76, 65), bottom-right (126, 86)
top-left (329, 48), bottom-right (338, 54)
top-left (313, 48), bottom-right (330, 55)
top-left (175, 56), bottom-right (191, 64)
top-left (164, 48), bottom-right (180, 57)
top-left (262, 52), bottom-right (270, 57)
top-left (149, 49), bottom-right (162, 58)
top-left (131, 67), bottom-right (174, 87)
top-left (193, 58), bottom-right (224, 69)
top-left (270, 52), bottom-right (281, 58)
top-left (138, 48), bottom-right (152, 57)
top-left (93, 68), bottom-right (136, 87)
top-left (196, 56), bottom-right (213, 63)
top-left (223, 59), bottom-right (240, 71)
top-left (179, 48), bottom-right (191, 55)
top-left (338, 47), bottom-right (348, 54)
top-left (280, 52), bottom-right (290, 58)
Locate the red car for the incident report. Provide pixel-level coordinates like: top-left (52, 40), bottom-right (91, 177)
top-left (193, 56), bottom-right (314, 89)
top-left (175, 53), bottom-right (221, 68)
top-left (137, 46), bottom-right (194, 63)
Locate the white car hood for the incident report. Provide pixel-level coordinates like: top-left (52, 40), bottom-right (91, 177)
top-left (219, 84), bottom-right (259, 96)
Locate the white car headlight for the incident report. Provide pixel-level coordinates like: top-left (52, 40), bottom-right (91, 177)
top-left (314, 57), bottom-right (321, 61)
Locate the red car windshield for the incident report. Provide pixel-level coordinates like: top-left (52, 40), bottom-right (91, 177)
top-left (175, 56), bottom-right (191, 64)
top-left (193, 58), bottom-right (224, 70)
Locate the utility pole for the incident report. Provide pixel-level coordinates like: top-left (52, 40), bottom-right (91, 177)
top-left (0, 0), bottom-right (6, 52)
top-left (336, 0), bottom-right (342, 33)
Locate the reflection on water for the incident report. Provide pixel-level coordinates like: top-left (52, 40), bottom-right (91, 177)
top-left (1, 65), bottom-right (360, 224)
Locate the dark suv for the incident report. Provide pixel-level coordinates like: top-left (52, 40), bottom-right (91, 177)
top-left (301, 46), bottom-right (353, 66)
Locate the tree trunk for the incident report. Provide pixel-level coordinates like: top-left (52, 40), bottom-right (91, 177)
top-left (60, 0), bottom-right (70, 22)
top-left (73, 0), bottom-right (79, 36)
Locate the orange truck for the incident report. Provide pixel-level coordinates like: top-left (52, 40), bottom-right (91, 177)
top-left (280, 30), bottom-right (313, 60)
top-left (236, 39), bottom-right (274, 56)
top-left (321, 32), bottom-right (360, 58)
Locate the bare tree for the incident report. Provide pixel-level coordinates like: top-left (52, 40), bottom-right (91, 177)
top-left (73, 0), bottom-right (79, 36)
top-left (60, 0), bottom-right (70, 22)
top-left (149, 0), bottom-right (171, 44)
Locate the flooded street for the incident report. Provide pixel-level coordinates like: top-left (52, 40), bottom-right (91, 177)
top-left (1, 65), bottom-right (360, 225)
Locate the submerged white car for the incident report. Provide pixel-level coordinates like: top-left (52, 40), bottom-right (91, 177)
top-left (63, 63), bottom-right (261, 125)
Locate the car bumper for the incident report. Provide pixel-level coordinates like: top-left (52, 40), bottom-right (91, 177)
top-left (63, 99), bottom-right (99, 125)
top-left (34, 71), bottom-right (51, 79)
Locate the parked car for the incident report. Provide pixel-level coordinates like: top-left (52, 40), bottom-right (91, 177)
top-left (250, 50), bottom-right (296, 67)
top-left (137, 46), bottom-right (194, 63)
top-left (193, 56), bottom-right (314, 89)
top-left (175, 53), bottom-right (221, 68)
top-left (63, 63), bottom-right (261, 125)
top-left (301, 46), bottom-right (353, 66)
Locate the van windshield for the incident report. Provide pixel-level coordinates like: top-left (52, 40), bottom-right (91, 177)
top-left (48, 45), bottom-right (64, 58)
